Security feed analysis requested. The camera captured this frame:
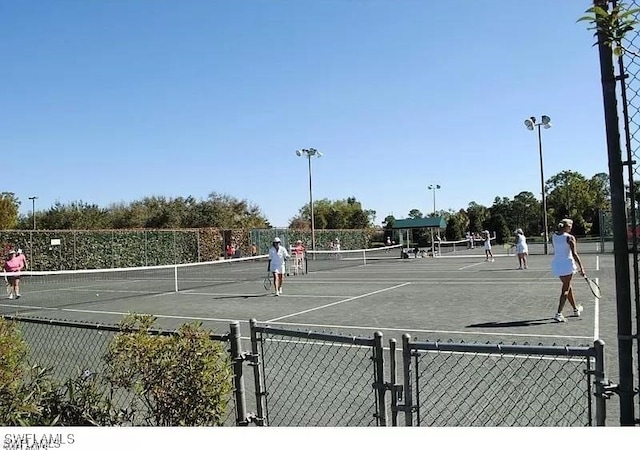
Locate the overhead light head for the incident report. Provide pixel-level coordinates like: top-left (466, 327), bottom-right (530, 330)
top-left (524, 119), bottom-right (534, 131)
top-left (295, 150), bottom-right (302, 156)
top-left (316, 151), bottom-right (323, 158)
top-left (543, 122), bottom-right (552, 129)
top-left (541, 115), bottom-right (551, 125)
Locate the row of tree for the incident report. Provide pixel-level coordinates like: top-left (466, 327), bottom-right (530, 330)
top-left (383, 171), bottom-right (612, 244)
top-left (0, 170), bottom-right (620, 236)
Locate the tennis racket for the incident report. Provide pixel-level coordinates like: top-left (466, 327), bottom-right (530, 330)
top-left (263, 274), bottom-right (272, 291)
top-left (584, 275), bottom-right (602, 299)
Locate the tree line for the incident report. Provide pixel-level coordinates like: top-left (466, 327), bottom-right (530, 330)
top-left (0, 170), bottom-right (616, 236)
top-left (383, 170), bottom-right (612, 244)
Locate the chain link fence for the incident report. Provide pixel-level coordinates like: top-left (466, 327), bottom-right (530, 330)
top-left (249, 321), bottom-right (386, 426)
top-left (398, 338), bottom-right (602, 426)
top-left (2, 315), bottom-right (239, 426)
top-left (1, 315), bottom-right (609, 426)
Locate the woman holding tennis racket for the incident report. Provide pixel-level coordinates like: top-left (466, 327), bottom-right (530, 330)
top-left (550, 219), bottom-right (585, 323)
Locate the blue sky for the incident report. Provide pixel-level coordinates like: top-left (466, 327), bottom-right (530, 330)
top-left (1, 0), bottom-right (608, 227)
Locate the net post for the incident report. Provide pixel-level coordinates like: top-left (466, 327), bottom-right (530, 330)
top-left (174, 265), bottom-right (178, 292)
top-left (363, 249), bottom-right (367, 266)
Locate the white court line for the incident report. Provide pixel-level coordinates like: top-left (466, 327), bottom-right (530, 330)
top-left (289, 279), bottom-right (561, 285)
top-left (0, 301), bottom-right (593, 341)
top-left (458, 261), bottom-right (486, 270)
top-left (178, 291), bottom-right (347, 299)
top-left (596, 255), bottom-right (600, 271)
top-left (264, 320), bottom-right (592, 341)
top-left (265, 282), bottom-right (411, 323)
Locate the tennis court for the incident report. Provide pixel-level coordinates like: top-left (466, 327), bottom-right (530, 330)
top-left (0, 245), bottom-right (615, 347)
top-left (1, 244), bottom-right (619, 425)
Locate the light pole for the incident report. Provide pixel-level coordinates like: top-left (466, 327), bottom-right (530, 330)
top-left (427, 184), bottom-right (440, 215)
top-left (524, 115), bottom-right (552, 255)
top-left (296, 148), bottom-right (323, 251)
top-left (28, 196), bottom-right (38, 230)
top-left (427, 184), bottom-right (441, 253)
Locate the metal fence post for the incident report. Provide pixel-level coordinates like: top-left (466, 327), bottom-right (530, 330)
top-left (250, 318), bottom-right (267, 426)
top-left (402, 333), bottom-right (413, 426)
top-left (594, 339), bottom-right (607, 426)
top-left (229, 321), bottom-right (248, 426)
top-left (389, 338), bottom-right (399, 426)
top-left (373, 331), bottom-right (387, 426)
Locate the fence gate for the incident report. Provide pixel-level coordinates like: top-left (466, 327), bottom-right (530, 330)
top-left (249, 320), bottom-right (387, 426)
top-left (392, 335), bottom-right (608, 426)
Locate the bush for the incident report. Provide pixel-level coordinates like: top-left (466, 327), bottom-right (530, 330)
top-left (104, 314), bottom-right (233, 426)
top-left (0, 318), bottom-right (127, 426)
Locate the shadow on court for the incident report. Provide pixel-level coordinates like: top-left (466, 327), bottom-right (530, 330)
top-left (466, 317), bottom-right (557, 328)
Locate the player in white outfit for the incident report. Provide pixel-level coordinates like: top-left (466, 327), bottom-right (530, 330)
top-left (550, 219), bottom-right (585, 322)
top-left (482, 231), bottom-right (494, 262)
top-left (268, 237), bottom-right (290, 296)
top-left (515, 229), bottom-right (529, 269)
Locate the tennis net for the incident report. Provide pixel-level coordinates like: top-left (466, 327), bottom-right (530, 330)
top-left (1, 255), bottom-right (269, 308)
top-left (304, 245), bottom-right (402, 273)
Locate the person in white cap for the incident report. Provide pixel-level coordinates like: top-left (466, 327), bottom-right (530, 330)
top-left (514, 229), bottom-right (528, 269)
top-left (268, 237), bottom-right (290, 296)
top-left (15, 248), bottom-right (28, 271)
top-left (482, 230), bottom-right (494, 262)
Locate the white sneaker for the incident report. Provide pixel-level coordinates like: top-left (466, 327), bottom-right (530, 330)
top-left (553, 313), bottom-right (566, 323)
top-left (491, 258), bottom-right (495, 262)
top-left (573, 305), bottom-right (583, 317)
top-left (8, 294), bottom-right (13, 300)
top-left (278, 288), bottom-right (283, 294)
top-left (275, 291), bottom-right (280, 297)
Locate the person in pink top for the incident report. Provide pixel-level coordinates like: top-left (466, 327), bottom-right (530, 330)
top-left (3, 250), bottom-right (23, 300)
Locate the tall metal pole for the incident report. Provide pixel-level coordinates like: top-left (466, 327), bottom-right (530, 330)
top-left (594, 0), bottom-right (635, 425)
top-left (308, 154), bottom-right (316, 251)
top-left (537, 126), bottom-right (549, 255)
top-left (297, 149), bottom-right (321, 251)
top-left (432, 188), bottom-right (436, 215)
top-left (28, 196), bottom-right (37, 230)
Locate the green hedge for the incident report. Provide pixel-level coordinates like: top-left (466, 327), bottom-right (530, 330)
top-left (0, 228), bottom-right (375, 270)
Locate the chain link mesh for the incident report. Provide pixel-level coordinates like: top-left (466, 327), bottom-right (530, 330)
top-left (3, 315), bottom-right (237, 426)
top-left (411, 343), bottom-right (593, 426)
top-left (257, 329), bottom-right (378, 426)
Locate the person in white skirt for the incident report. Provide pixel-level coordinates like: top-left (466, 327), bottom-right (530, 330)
top-left (515, 229), bottom-right (529, 269)
top-left (550, 219), bottom-right (585, 322)
top-left (482, 230), bottom-right (494, 262)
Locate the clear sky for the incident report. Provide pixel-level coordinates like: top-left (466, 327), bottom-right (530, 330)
top-left (1, 0), bottom-right (608, 227)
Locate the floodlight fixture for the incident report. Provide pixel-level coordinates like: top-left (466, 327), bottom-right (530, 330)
top-left (524, 119), bottom-right (534, 131)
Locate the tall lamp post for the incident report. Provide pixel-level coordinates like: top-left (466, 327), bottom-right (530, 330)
top-left (427, 184), bottom-right (441, 253)
top-left (296, 148), bottom-right (323, 251)
top-left (524, 115), bottom-right (552, 255)
top-left (28, 196), bottom-right (38, 230)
